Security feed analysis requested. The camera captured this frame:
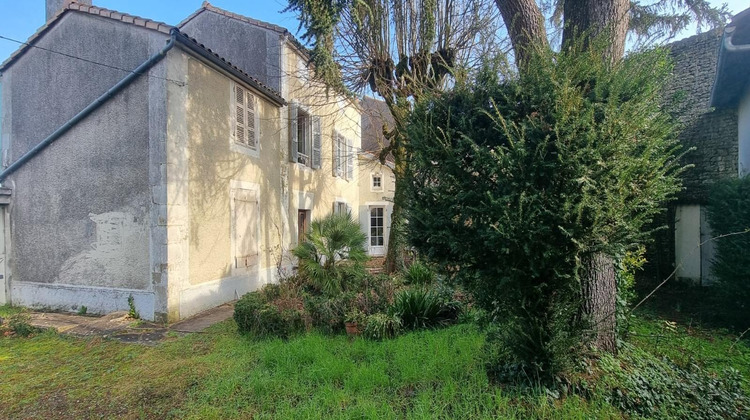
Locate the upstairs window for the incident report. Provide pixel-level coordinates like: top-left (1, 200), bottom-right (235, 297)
top-left (372, 173), bottom-right (382, 191)
top-left (233, 84), bottom-right (258, 151)
top-left (289, 103), bottom-right (321, 169)
top-left (297, 108), bottom-right (309, 163)
top-left (333, 132), bottom-right (354, 181)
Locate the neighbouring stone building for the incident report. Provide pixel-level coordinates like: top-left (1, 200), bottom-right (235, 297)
top-left (0, 1), bottom-right (366, 321)
top-left (647, 15), bottom-right (747, 286)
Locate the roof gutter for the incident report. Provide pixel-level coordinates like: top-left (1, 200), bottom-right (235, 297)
top-left (0, 31), bottom-right (177, 182)
top-left (724, 25), bottom-right (750, 52)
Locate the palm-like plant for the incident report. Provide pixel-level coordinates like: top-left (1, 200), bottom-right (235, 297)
top-left (292, 212), bottom-right (368, 294)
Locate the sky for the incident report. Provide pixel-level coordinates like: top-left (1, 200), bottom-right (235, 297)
top-left (0, 0), bottom-right (748, 65)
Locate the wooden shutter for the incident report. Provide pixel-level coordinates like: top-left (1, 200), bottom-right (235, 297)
top-left (312, 116), bottom-right (321, 169)
top-left (346, 137), bottom-right (354, 180)
top-left (333, 132), bottom-right (340, 177)
top-left (234, 189), bottom-right (258, 268)
top-left (247, 92), bottom-right (257, 149)
top-left (289, 103), bottom-right (298, 162)
top-left (235, 85), bottom-right (246, 145)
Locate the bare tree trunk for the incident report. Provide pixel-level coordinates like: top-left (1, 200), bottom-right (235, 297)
top-left (581, 252), bottom-right (617, 353)
top-left (562, 0), bottom-right (630, 62)
top-left (495, 0), bottom-right (549, 67)
top-left (384, 144), bottom-right (406, 274)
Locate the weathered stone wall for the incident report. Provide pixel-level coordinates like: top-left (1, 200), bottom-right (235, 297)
top-left (179, 9), bottom-right (282, 93)
top-left (642, 30), bottom-right (739, 285)
top-left (0, 13), bottom-right (170, 319)
top-left (665, 29), bottom-right (739, 204)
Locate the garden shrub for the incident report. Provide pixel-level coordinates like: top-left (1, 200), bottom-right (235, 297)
top-left (403, 45), bottom-right (683, 382)
top-left (391, 288), bottom-right (461, 330)
top-left (303, 292), bottom-right (353, 334)
top-left (6, 313), bottom-right (42, 337)
top-left (363, 312), bottom-right (402, 340)
top-left (292, 212), bottom-right (368, 294)
top-left (403, 261), bottom-right (435, 286)
top-left (234, 290), bottom-right (304, 339)
top-left (706, 177), bottom-right (750, 330)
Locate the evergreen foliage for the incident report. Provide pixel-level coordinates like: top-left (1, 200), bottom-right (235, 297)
top-left (292, 212), bottom-right (368, 294)
top-left (705, 177), bottom-right (750, 331)
top-left (403, 45), bottom-right (684, 382)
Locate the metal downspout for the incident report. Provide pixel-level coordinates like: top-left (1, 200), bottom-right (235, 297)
top-left (0, 31), bottom-right (177, 182)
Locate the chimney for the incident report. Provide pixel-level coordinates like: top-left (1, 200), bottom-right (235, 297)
top-left (46, 0), bottom-right (92, 21)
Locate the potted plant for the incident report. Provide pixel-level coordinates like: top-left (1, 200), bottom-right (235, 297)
top-left (344, 309), bottom-right (364, 336)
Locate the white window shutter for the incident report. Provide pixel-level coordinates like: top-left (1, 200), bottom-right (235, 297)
top-left (289, 103), bottom-right (298, 163)
top-left (235, 85), bottom-right (246, 145)
top-left (333, 132), bottom-right (340, 177)
top-left (312, 116), bottom-right (321, 169)
top-left (346, 138), bottom-right (354, 180)
top-left (234, 190), bottom-right (258, 268)
top-left (247, 92), bottom-right (257, 149)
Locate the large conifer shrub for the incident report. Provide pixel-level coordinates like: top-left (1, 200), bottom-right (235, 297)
top-left (403, 46), bottom-right (684, 382)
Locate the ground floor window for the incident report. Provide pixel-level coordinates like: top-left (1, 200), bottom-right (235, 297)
top-left (334, 201), bottom-right (349, 216)
top-left (233, 188), bottom-right (259, 269)
top-left (298, 209), bottom-right (310, 244)
top-left (370, 206), bottom-right (384, 247)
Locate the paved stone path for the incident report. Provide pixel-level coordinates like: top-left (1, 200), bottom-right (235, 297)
top-left (26, 302), bottom-right (235, 344)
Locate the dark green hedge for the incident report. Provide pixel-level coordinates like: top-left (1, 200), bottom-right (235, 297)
top-left (706, 177), bottom-right (750, 330)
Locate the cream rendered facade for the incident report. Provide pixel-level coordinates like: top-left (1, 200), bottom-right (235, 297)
top-left (162, 49), bottom-right (287, 321)
top-left (162, 43), bottom-right (363, 321)
top-left (358, 154), bottom-right (395, 256)
top-left (0, 2), bottom-right (365, 321)
top-left (279, 45), bottom-right (362, 268)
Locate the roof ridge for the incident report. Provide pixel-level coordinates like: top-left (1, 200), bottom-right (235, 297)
top-left (1, 2), bottom-right (173, 70)
top-left (191, 2), bottom-right (311, 58)
top-left (200, 2), bottom-right (291, 36)
top-left (66, 1), bottom-right (173, 33)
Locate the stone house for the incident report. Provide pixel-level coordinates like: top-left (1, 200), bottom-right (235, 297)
top-left (711, 7), bottom-right (750, 177)
top-left (0, 1), bottom-right (361, 322)
top-left (358, 97), bottom-right (396, 257)
top-left (648, 12), bottom-right (747, 286)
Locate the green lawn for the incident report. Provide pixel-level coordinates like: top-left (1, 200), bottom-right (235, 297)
top-left (1, 305), bottom-right (747, 419)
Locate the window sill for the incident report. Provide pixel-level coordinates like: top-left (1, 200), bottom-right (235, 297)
top-left (231, 141), bottom-right (260, 159)
top-left (292, 162), bottom-right (316, 172)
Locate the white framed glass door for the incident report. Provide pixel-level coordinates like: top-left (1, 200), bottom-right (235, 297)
top-left (369, 206), bottom-right (385, 256)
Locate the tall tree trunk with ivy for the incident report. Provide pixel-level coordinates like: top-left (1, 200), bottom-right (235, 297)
top-left (497, 0), bottom-right (629, 354)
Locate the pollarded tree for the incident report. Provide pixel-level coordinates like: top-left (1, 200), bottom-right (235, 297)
top-left (285, 0), bottom-right (503, 273)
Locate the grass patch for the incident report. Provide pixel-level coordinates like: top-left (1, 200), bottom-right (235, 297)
top-left (1, 312), bottom-right (747, 419)
top-left (0, 304), bottom-right (24, 318)
top-left (630, 312), bottom-right (750, 393)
